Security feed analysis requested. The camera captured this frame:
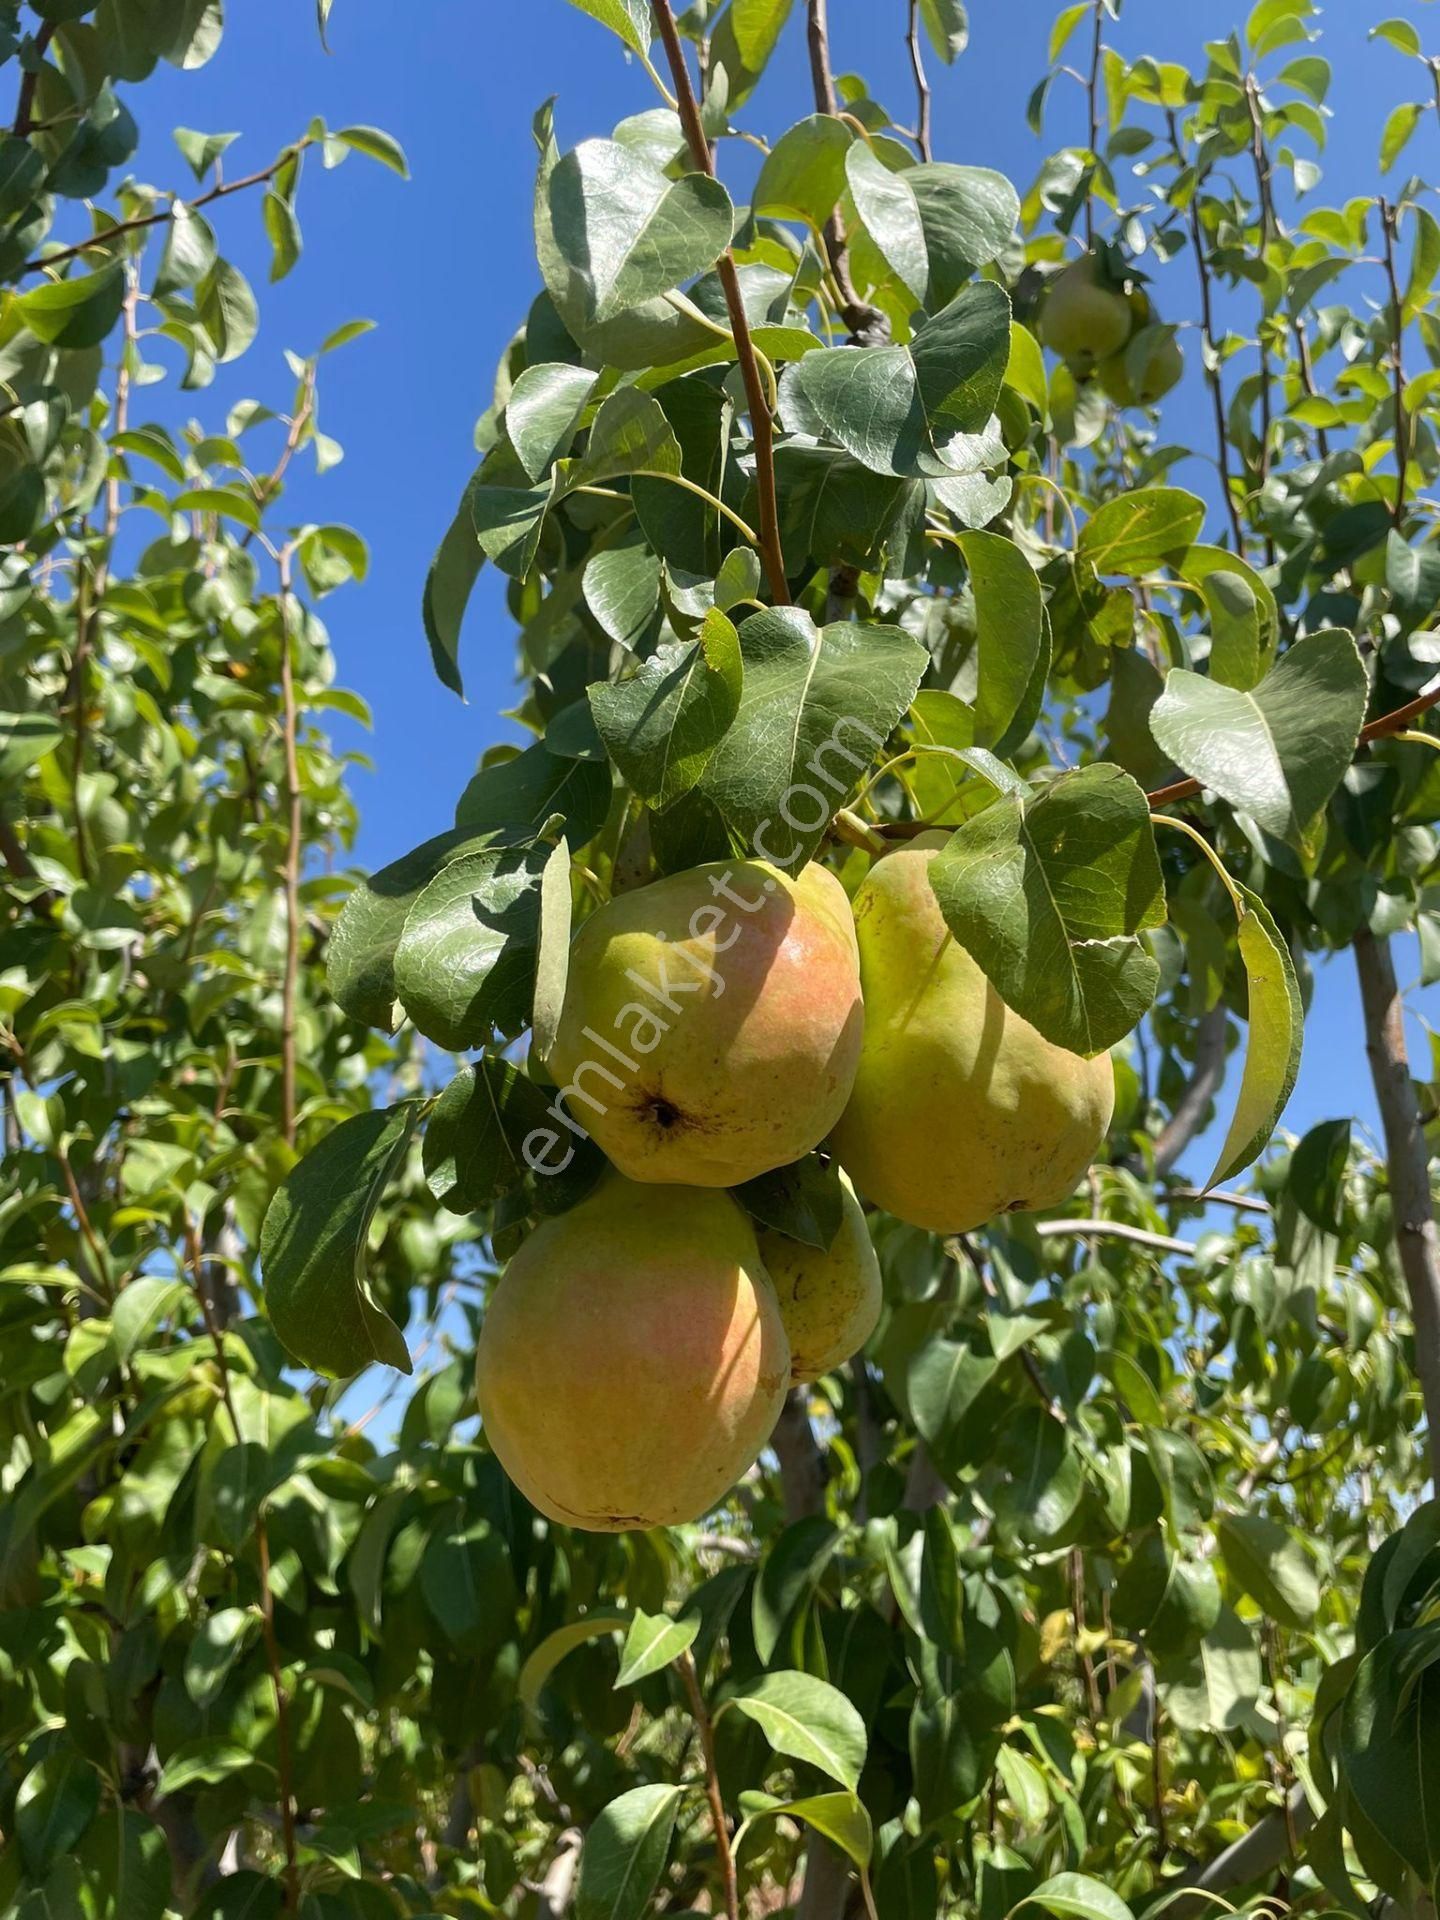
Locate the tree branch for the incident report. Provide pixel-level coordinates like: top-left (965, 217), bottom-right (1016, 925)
top-left (1039, 1219), bottom-right (1198, 1256)
top-left (1380, 197), bottom-right (1411, 526)
top-left (1167, 109), bottom-right (1246, 552)
top-left (1085, 1), bottom-right (1103, 249)
top-left (649, 0), bottom-right (790, 605)
top-left (186, 1218), bottom-right (301, 1911)
top-left (770, 1387), bottom-right (828, 1522)
top-left (906, 0), bottom-right (933, 162)
top-left (802, 0), bottom-right (884, 340)
top-left (1163, 1786), bottom-right (1313, 1920)
top-left (13, 22), bottom-right (55, 140)
top-left (677, 1651), bottom-right (739, 1920)
top-left (21, 144), bottom-right (310, 277)
top-left (1353, 926), bottom-right (1440, 1485)
top-left (277, 556), bottom-right (302, 1150)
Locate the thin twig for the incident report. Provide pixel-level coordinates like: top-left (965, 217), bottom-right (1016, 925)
top-left (1085, 1), bottom-right (1103, 248)
top-left (1039, 1219), bottom-right (1197, 1256)
top-left (803, 0), bottom-right (883, 338)
top-left (21, 144), bottom-right (311, 278)
top-left (1167, 109), bottom-right (1246, 552)
top-left (650, 1), bottom-right (790, 605)
top-left (277, 552), bottom-right (302, 1150)
top-left (186, 1218), bottom-right (301, 1911)
top-left (13, 22), bottom-right (55, 140)
top-left (906, 0), bottom-right (933, 162)
top-left (1293, 314), bottom-right (1329, 460)
top-left (677, 1651), bottom-right (740, 1920)
top-left (1380, 197), bottom-right (1410, 526)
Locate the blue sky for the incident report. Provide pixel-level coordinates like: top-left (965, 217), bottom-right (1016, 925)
top-left (125, 0), bottom-right (1437, 1180)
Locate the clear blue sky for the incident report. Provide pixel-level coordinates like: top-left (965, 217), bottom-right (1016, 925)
top-left (129, 0), bottom-right (1436, 1179)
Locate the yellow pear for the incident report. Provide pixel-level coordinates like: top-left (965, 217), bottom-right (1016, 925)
top-left (757, 1173), bottom-right (882, 1383)
top-left (544, 860), bottom-right (863, 1187)
top-left (1039, 252), bottom-right (1134, 375)
top-left (831, 840), bottom-right (1114, 1234)
top-left (475, 1178), bottom-right (789, 1531)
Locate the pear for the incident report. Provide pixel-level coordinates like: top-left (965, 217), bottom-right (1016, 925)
top-left (757, 1172), bottom-right (882, 1383)
top-left (1039, 252), bottom-right (1134, 375)
top-left (546, 859), bottom-right (863, 1187)
top-left (831, 841), bottom-right (1114, 1235)
top-left (475, 1177), bottom-right (789, 1531)
top-left (1098, 326), bottom-right (1184, 408)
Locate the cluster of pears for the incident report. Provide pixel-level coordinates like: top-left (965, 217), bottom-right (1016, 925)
top-left (1038, 249), bottom-right (1183, 407)
top-left (476, 846), bottom-right (1113, 1533)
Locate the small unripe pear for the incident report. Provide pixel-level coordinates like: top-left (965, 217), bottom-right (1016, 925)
top-left (1039, 253), bottom-right (1134, 375)
top-left (1098, 325), bottom-right (1184, 407)
top-left (757, 1173), bottom-right (882, 1383)
top-left (476, 1177), bottom-right (789, 1531)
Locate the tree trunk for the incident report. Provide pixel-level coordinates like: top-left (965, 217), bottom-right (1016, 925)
top-left (1154, 1003), bottom-right (1228, 1177)
top-left (1353, 927), bottom-right (1440, 1485)
top-left (771, 1389), bottom-right (827, 1522)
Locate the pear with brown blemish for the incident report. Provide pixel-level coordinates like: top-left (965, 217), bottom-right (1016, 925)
top-left (831, 839), bottom-right (1114, 1235)
top-left (546, 859), bottom-right (863, 1187)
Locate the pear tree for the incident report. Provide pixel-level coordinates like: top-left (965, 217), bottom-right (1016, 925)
top-left (2, 0), bottom-right (1440, 1916)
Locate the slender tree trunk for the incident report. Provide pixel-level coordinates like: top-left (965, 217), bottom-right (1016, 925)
top-left (1154, 1003), bottom-right (1228, 1177)
top-left (1353, 927), bottom-right (1440, 1485)
top-left (771, 1389), bottom-right (827, 1522)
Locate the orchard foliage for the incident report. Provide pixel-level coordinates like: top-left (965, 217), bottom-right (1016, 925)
top-left (2, 0), bottom-right (1440, 1917)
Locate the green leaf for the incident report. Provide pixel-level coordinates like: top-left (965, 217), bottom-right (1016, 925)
top-left (698, 606), bottom-right (927, 864)
top-left (262, 190), bottom-right (301, 281)
top-left (1290, 1116), bottom-right (1351, 1233)
top-left (731, 0), bottom-right (796, 68)
top-left (1078, 487), bottom-right (1206, 574)
top-left (335, 124), bottom-right (409, 176)
top-left (615, 1608), bottom-right (700, 1686)
top-left (756, 1792), bottom-right (874, 1867)
top-left (575, 1784), bottom-right (685, 1920)
top-left (909, 1338), bottom-right (1000, 1457)
top-left (996, 1745), bottom-right (1049, 1826)
top-left (960, 530), bottom-right (1045, 750)
top-left (909, 163), bottom-right (1019, 305)
top-left (735, 1154), bottom-right (844, 1250)
top-left (519, 1610), bottom-right (630, 1717)
top-left (531, 834), bottom-right (574, 1070)
top-left (846, 142), bottom-right (929, 304)
top-left (174, 126), bottom-right (239, 179)
top-left (1162, 1606), bottom-right (1263, 1733)
top-left (1177, 544), bottom-right (1280, 682)
top-left (994, 1407), bottom-right (1084, 1544)
top-left (16, 1746), bottom-right (101, 1876)
top-left (392, 842), bottom-right (549, 1049)
top-left (154, 200), bottom-right (217, 297)
top-left (196, 258), bottom-right (259, 363)
top-left (781, 282), bottom-right (1012, 479)
top-left (327, 826), bottom-right (510, 1030)
top-left (1371, 17), bottom-right (1423, 57)
top-left (184, 1606), bottom-right (255, 1710)
top-left (1206, 885), bottom-right (1302, 1189)
top-left (0, 710), bottom-right (63, 780)
top-left (1149, 630), bottom-right (1367, 844)
top-left (455, 741), bottom-right (612, 848)
top-left (584, 541), bottom-right (663, 649)
top-left (929, 761), bottom-right (1166, 1054)
top-left (564, 0), bottom-right (650, 51)
top-left (1381, 100), bottom-right (1426, 172)
top-left (155, 1739), bottom-right (260, 1797)
top-left (566, 388), bottom-right (683, 493)
top-left (1049, 2), bottom-right (1090, 62)
top-left (1217, 1511), bottom-right (1320, 1628)
top-left (920, 0), bottom-right (969, 63)
top-left (1386, 528), bottom-right (1440, 618)
top-left (259, 1103), bottom-right (417, 1377)
top-left (19, 263), bottom-right (126, 348)
top-left (752, 1516), bottom-right (841, 1664)
top-left (422, 1059), bottom-right (557, 1212)
top-left (423, 462), bottom-right (484, 696)
top-left (1339, 1635), bottom-right (1440, 1880)
top-left (506, 362), bottom-right (598, 481)
top-left (590, 608), bottom-right (743, 809)
top-left (753, 115), bottom-right (853, 230)
top-left (545, 139), bottom-right (734, 329)
top-left (726, 1674), bottom-right (868, 1792)
top-left (1018, 1875), bottom-right (1135, 1920)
